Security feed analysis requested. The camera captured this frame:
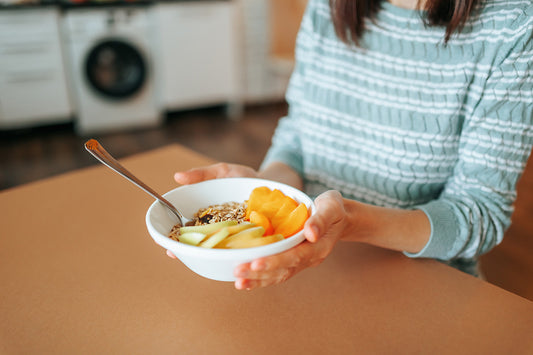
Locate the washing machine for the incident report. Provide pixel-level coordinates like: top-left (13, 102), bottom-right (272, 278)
top-left (62, 5), bottom-right (161, 134)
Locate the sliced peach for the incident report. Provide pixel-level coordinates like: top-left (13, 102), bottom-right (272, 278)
top-left (270, 196), bottom-right (299, 229)
top-left (246, 186), bottom-right (272, 219)
top-left (274, 203), bottom-right (308, 238)
top-left (255, 189), bottom-right (286, 219)
top-left (249, 211), bottom-right (274, 236)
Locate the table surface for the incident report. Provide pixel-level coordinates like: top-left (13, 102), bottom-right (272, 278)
top-left (1, 144), bottom-right (533, 354)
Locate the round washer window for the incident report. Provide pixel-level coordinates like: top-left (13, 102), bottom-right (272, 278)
top-left (85, 40), bottom-right (147, 100)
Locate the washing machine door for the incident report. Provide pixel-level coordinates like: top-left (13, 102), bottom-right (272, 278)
top-left (85, 40), bottom-right (147, 100)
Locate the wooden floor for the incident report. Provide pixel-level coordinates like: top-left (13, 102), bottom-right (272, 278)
top-left (1, 102), bottom-right (532, 301)
top-left (0, 103), bottom-right (287, 190)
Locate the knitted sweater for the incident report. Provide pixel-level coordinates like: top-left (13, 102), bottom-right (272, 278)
top-left (262, 0), bottom-right (533, 274)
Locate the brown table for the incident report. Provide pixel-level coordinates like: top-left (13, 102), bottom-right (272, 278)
top-left (1, 144), bottom-right (533, 354)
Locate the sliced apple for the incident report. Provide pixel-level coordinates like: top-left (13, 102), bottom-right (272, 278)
top-left (226, 222), bottom-right (256, 235)
top-left (216, 226), bottom-right (265, 249)
top-left (179, 220), bottom-right (237, 236)
top-left (228, 234), bottom-right (284, 249)
top-left (178, 232), bottom-right (207, 246)
top-left (198, 228), bottom-right (231, 248)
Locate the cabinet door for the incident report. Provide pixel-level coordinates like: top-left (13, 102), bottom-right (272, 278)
top-left (153, 2), bottom-right (240, 110)
top-left (0, 9), bottom-right (72, 128)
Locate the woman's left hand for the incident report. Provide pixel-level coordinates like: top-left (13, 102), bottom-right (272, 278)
top-left (233, 190), bottom-right (347, 290)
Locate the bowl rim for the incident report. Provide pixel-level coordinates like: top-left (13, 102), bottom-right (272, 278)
top-left (145, 177), bottom-right (315, 258)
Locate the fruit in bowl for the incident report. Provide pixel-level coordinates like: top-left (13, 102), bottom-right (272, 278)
top-left (168, 185), bottom-right (310, 249)
top-left (145, 178), bottom-right (315, 282)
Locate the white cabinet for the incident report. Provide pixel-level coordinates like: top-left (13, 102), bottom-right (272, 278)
top-left (0, 8), bottom-right (73, 129)
top-left (151, 1), bottom-right (241, 111)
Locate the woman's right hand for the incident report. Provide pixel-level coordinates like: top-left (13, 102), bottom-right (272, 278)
top-left (174, 162), bottom-right (259, 185)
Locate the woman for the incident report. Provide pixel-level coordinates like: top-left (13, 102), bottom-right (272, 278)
top-left (169, 0), bottom-right (533, 290)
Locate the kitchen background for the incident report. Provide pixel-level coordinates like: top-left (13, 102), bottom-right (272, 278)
top-left (1, 0), bottom-right (532, 303)
top-left (0, 0), bottom-right (306, 189)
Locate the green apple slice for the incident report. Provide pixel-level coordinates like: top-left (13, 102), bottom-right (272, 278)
top-left (217, 226), bottom-right (266, 249)
top-left (178, 232), bottom-right (207, 246)
top-left (179, 220), bottom-right (237, 236)
top-left (226, 222), bottom-right (256, 234)
top-left (229, 234), bottom-right (284, 249)
top-left (199, 228), bottom-right (231, 248)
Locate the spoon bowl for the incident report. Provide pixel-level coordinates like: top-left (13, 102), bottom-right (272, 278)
top-left (84, 139), bottom-right (189, 227)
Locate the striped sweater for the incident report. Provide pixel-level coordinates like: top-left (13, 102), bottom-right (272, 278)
top-left (262, 0), bottom-right (533, 274)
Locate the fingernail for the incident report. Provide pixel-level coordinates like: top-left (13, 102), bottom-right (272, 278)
top-left (235, 278), bottom-right (250, 290)
top-left (235, 279), bottom-right (244, 289)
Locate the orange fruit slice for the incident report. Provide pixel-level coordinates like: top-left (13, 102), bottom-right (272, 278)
top-left (249, 210), bottom-right (274, 236)
top-left (246, 186), bottom-right (272, 219)
top-left (274, 203), bottom-right (308, 238)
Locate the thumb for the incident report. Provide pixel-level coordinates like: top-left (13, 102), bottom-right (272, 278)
top-left (304, 190), bottom-right (345, 243)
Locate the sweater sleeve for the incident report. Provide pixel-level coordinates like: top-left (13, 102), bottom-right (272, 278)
top-left (406, 12), bottom-right (533, 260)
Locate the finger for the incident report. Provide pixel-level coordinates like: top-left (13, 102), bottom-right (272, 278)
top-left (235, 276), bottom-right (286, 290)
top-left (234, 236), bottom-right (339, 290)
top-left (235, 278), bottom-right (260, 290)
top-left (303, 223), bottom-right (320, 243)
top-left (235, 278), bottom-right (258, 290)
top-left (166, 250), bottom-right (177, 259)
top-left (236, 260), bottom-right (303, 290)
top-left (234, 278), bottom-right (247, 290)
top-left (235, 266), bottom-right (295, 290)
top-left (174, 167), bottom-right (219, 185)
top-left (234, 242), bottom-right (319, 280)
top-left (174, 163), bottom-right (256, 185)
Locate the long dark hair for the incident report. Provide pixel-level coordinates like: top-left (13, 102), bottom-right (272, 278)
top-left (329, 0), bottom-right (479, 44)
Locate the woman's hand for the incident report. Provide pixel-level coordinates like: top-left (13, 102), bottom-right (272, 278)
top-left (174, 162), bottom-right (258, 185)
top-left (233, 190), bottom-right (347, 290)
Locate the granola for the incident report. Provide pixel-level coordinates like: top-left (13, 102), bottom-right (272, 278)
top-left (168, 201), bottom-right (247, 241)
top-left (192, 201), bottom-right (247, 225)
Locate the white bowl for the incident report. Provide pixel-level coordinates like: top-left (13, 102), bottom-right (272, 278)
top-left (146, 177), bottom-right (315, 282)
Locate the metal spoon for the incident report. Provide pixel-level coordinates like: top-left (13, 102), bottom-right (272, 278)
top-left (84, 139), bottom-right (188, 227)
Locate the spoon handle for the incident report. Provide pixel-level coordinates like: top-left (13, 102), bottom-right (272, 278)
top-left (84, 139), bottom-right (185, 224)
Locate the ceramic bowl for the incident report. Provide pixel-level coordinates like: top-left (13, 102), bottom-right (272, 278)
top-left (145, 177), bottom-right (315, 281)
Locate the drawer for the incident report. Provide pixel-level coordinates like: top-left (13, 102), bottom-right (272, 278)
top-left (0, 8), bottom-right (57, 26)
top-left (0, 43), bottom-right (63, 72)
